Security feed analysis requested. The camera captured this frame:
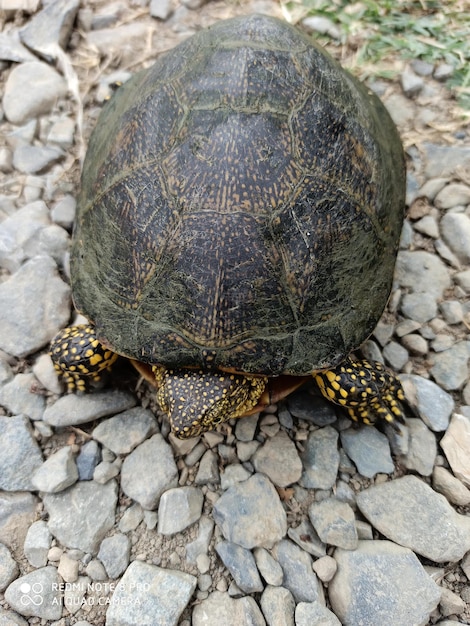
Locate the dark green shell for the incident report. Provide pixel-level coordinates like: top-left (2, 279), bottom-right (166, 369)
top-left (72, 14), bottom-right (405, 376)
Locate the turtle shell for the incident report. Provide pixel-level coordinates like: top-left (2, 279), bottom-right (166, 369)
top-left (72, 14), bottom-right (405, 377)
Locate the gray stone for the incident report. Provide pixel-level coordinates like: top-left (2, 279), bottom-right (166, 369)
top-left (234, 412), bottom-right (259, 441)
top-left (312, 555), bottom-right (337, 582)
top-left (185, 516), bottom-right (214, 564)
top-left (287, 518), bottom-right (326, 558)
top-left (287, 392), bottom-right (337, 425)
top-left (252, 430), bottom-right (302, 487)
top-left (0, 415), bottom-right (43, 491)
top-left (195, 449), bottom-right (220, 485)
top-left (260, 585), bottom-right (295, 626)
top-left (23, 520), bottom-right (52, 568)
top-left (440, 300), bottom-right (464, 324)
top-left (340, 427), bottom-right (394, 478)
top-left (93, 460), bottom-right (119, 483)
top-left (85, 559), bottom-right (107, 581)
top-left (58, 552), bottom-right (79, 583)
top-left (13, 144), bottom-right (64, 174)
top-left (0, 201), bottom-right (50, 272)
top-left (272, 539), bottom-right (319, 602)
top-left (87, 23), bottom-right (154, 64)
top-left (4, 566), bottom-right (62, 620)
top-left (0, 492), bottom-right (38, 550)
top-left (400, 374), bottom-right (454, 431)
top-left (382, 341), bottom-right (409, 370)
top-left (0, 607), bottom-right (28, 626)
top-left (157, 486), bottom-right (203, 535)
top-left (216, 541), bottom-right (263, 593)
top-left (295, 601), bottom-right (341, 626)
top-left (97, 534), bottom-right (130, 578)
top-left (92, 407), bottom-right (158, 454)
top-left (439, 586), bottom-right (466, 616)
top-left (356, 475), bottom-right (470, 562)
top-left (44, 389), bottom-right (136, 426)
top-left (400, 333), bottom-right (428, 356)
top-left (401, 67), bottom-right (424, 97)
top-left (192, 591), bottom-right (265, 626)
top-left (119, 503), bottom-right (144, 533)
top-left (413, 214), bottom-right (439, 238)
top-left (0, 32), bottom-right (36, 62)
top-left (220, 463), bottom-right (252, 490)
top-left (31, 445), bottom-right (78, 492)
top-left (395, 250), bottom-right (450, 298)
top-left (106, 561), bottom-right (196, 626)
top-left (400, 292), bottom-right (437, 322)
top-left (3, 62), bottom-right (67, 125)
top-left (423, 144), bottom-right (470, 179)
top-left (430, 341), bottom-right (468, 390)
top-left (32, 353), bottom-right (63, 394)
top-left (0, 372), bottom-right (46, 420)
top-left (0, 543), bottom-right (18, 591)
top-left (440, 413), bottom-right (470, 487)
top-left (253, 547), bottom-right (284, 586)
top-left (329, 541), bottom-right (440, 626)
top-left (76, 439), bottom-right (101, 480)
top-left (302, 15), bottom-right (340, 38)
top-left (399, 418), bottom-right (436, 476)
top-left (299, 426), bottom-right (339, 489)
top-left (150, 0), bottom-right (173, 20)
top-left (20, 0), bottom-right (80, 61)
top-left (44, 479), bottom-right (117, 553)
top-left (121, 434), bottom-right (178, 510)
top-left (436, 184), bottom-right (470, 210)
top-left (213, 473), bottom-right (287, 549)
top-left (47, 115), bottom-right (75, 148)
top-left (308, 498), bottom-right (358, 550)
top-left (432, 465), bottom-right (470, 506)
top-left (0, 256), bottom-right (71, 358)
top-left (440, 211), bottom-right (470, 264)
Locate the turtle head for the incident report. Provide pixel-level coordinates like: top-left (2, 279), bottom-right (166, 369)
top-left (153, 366), bottom-right (267, 439)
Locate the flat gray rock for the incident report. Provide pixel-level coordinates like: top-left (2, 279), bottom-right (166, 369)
top-left (253, 547), bottom-right (284, 586)
top-left (252, 430), bottom-right (302, 487)
top-left (3, 62), bottom-right (67, 125)
top-left (92, 407), bottom-right (158, 454)
top-left (0, 200), bottom-right (50, 272)
top-left (308, 498), bottom-right (358, 550)
top-left (440, 211), bottom-right (470, 262)
top-left (43, 389), bottom-right (136, 426)
top-left (329, 540), bottom-right (440, 626)
top-left (295, 601), bottom-right (341, 626)
top-left (0, 256), bottom-right (71, 358)
top-left (0, 607), bottom-right (28, 626)
top-left (0, 372), bottom-right (46, 421)
top-left (356, 475), bottom-right (470, 562)
top-left (299, 426), bottom-right (339, 489)
top-left (0, 32), bottom-right (36, 62)
top-left (260, 586), bottom-right (295, 626)
top-left (213, 473), bottom-right (287, 549)
top-left (0, 492), bottom-right (38, 550)
top-left (400, 374), bottom-right (454, 431)
top-left (272, 539), bottom-right (320, 603)
top-left (432, 466), bottom-right (470, 506)
top-left (106, 560), bottom-right (196, 626)
top-left (44, 479), bottom-right (117, 553)
top-left (31, 445), bottom-right (78, 493)
top-left (121, 434), bottom-right (178, 510)
top-left (192, 591), bottom-right (265, 626)
top-left (399, 418), bottom-right (436, 476)
top-left (430, 341), bottom-right (469, 391)
top-left (4, 566), bottom-right (62, 620)
top-left (216, 541), bottom-right (263, 594)
top-left (440, 413), bottom-right (470, 487)
top-left (395, 250), bottom-right (451, 298)
top-left (97, 533), bottom-right (130, 579)
top-left (157, 486), bottom-right (203, 535)
top-left (0, 543), bottom-right (18, 591)
top-left (340, 427), bottom-right (394, 478)
top-left (0, 415), bottom-right (43, 491)
top-left (23, 520), bottom-right (51, 568)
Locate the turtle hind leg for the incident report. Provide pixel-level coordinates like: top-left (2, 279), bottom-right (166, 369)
top-left (314, 356), bottom-right (406, 431)
top-left (49, 324), bottom-right (118, 392)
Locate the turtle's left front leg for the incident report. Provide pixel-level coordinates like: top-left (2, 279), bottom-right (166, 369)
top-left (314, 356), bottom-right (406, 429)
top-left (50, 324), bottom-right (118, 392)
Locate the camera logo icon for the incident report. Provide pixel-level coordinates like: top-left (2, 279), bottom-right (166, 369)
top-left (20, 582), bottom-right (44, 606)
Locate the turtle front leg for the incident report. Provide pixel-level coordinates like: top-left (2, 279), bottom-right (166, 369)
top-left (49, 324), bottom-right (118, 392)
top-left (314, 356), bottom-right (405, 429)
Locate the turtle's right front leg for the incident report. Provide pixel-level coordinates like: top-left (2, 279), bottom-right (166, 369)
top-left (49, 324), bottom-right (118, 392)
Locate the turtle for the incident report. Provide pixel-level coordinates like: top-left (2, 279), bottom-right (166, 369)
top-left (50, 14), bottom-right (406, 439)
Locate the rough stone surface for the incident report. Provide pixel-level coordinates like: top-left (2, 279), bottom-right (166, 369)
top-left (97, 533), bottom-right (130, 579)
top-left (23, 520), bottom-right (52, 568)
top-left (357, 475), bottom-right (470, 562)
top-left (43, 480), bottom-right (118, 553)
top-left (215, 541), bottom-right (264, 593)
top-left (329, 541), bottom-right (440, 626)
top-left (340, 427), bottom-right (394, 478)
top-left (272, 539), bottom-right (320, 603)
top-left (308, 498), bottom-right (358, 550)
top-left (43, 390), bottom-right (136, 426)
top-left (192, 591), bottom-right (266, 626)
top-left (299, 426), bottom-right (340, 489)
top-left (121, 434), bottom-right (178, 510)
top-left (0, 415), bottom-right (43, 491)
top-left (106, 560), bottom-right (196, 626)
top-left (31, 445), bottom-right (78, 493)
top-left (213, 473), bottom-right (287, 549)
top-left (440, 413), bottom-right (470, 487)
top-left (4, 566), bottom-right (62, 620)
top-left (157, 486), bottom-right (204, 535)
top-left (92, 407), bottom-right (158, 454)
top-left (252, 430), bottom-right (302, 487)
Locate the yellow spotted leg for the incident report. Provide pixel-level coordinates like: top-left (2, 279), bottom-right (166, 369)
top-left (49, 325), bottom-right (118, 392)
top-left (314, 356), bottom-right (406, 430)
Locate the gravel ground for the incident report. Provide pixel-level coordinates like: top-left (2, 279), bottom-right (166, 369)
top-left (1, 1), bottom-right (470, 625)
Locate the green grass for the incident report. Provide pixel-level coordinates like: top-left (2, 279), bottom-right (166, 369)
top-left (281, 0), bottom-right (470, 108)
